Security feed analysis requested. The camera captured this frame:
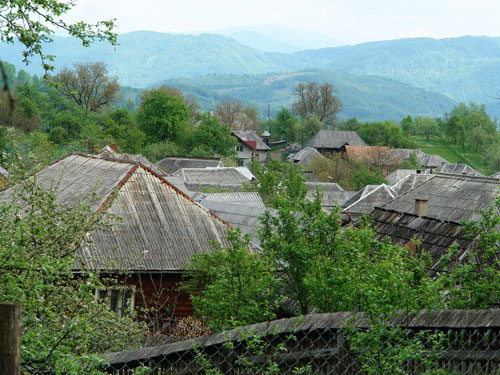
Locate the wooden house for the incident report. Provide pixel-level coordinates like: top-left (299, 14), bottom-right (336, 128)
top-left (20, 153), bottom-right (238, 320)
top-left (307, 130), bottom-right (366, 154)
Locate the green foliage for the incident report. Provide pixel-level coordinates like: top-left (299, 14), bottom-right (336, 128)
top-left (348, 324), bottom-right (446, 375)
top-left (413, 116), bottom-right (440, 140)
top-left (440, 196), bottom-right (500, 309)
top-left (188, 113), bottom-right (237, 157)
top-left (249, 161), bottom-right (307, 208)
top-left (0, 157), bottom-right (146, 374)
top-left (351, 167), bottom-right (388, 190)
top-left (0, 1), bottom-right (116, 72)
top-left (183, 229), bottom-right (281, 331)
top-left (137, 88), bottom-right (190, 143)
top-left (268, 108), bottom-right (300, 142)
top-left (356, 120), bottom-right (416, 148)
top-left (140, 140), bottom-right (180, 163)
top-left (48, 126), bottom-right (68, 145)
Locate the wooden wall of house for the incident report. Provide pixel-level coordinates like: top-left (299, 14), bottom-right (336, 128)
top-left (114, 273), bottom-right (194, 321)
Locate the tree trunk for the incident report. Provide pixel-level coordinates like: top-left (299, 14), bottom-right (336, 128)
top-left (0, 303), bottom-right (21, 375)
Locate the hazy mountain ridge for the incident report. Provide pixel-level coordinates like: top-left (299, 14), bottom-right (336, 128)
top-left (4, 31), bottom-right (500, 119)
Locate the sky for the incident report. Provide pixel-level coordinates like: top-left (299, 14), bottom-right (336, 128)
top-left (64, 0), bottom-right (500, 44)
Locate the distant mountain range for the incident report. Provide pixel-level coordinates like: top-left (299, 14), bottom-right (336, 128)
top-left (3, 31), bottom-right (500, 120)
top-left (207, 25), bottom-right (346, 52)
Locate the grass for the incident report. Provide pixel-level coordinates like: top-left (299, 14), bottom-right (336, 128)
top-left (412, 136), bottom-right (494, 175)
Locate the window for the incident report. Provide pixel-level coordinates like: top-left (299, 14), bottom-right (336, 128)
top-left (95, 287), bottom-right (135, 316)
top-left (236, 145), bottom-right (244, 152)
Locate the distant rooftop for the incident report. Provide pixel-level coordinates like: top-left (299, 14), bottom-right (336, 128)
top-left (157, 156), bottom-right (223, 174)
top-left (308, 130), bottom-right (366, 150)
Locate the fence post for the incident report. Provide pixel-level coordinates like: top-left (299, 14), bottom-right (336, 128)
top-left (0, 302), bottom-right (22, 375)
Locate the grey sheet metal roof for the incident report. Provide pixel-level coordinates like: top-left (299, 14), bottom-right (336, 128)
top-left (440, 162), bottom-right (484, 177)
top-left (197, 200), bottom-right (266, 246)
top-left (181, 168), bottom-right (252, 185)
top-left (289, 147), bottom-right (324, 166)
top-left (164, 174), bottom-right (190, 194)
top-left (157, 156), bottom-right (223, 174)
top-left (342, 184), bottom-right (397, 216)
top-left (306, 182), bottom-right (353, 208)
top-left (370, 208), bottom-right (473, 272)
top-left (381, 174), bottom-right (499, 222)
top-left (386, 169), bottom-right (430, 185)
top-left (232, 130), bottom-right (271, 151)
top-left (12, 153), bottom-right (233, 272)
top-left (97, 146), bottom-right (166, 176)
top-left (308, 130), bottom-right (366, 149)
top-left (418, 153), bottom-right (448, 169)
top-left (192, 192), bottom-right (265, 208)
top-left (390, 173), bottom-right (434, 196)
top-left (490, 171), bottom-right (500, 179)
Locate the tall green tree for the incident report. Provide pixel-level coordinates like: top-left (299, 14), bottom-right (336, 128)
top-left (137, 87), bottom-right (190, 144)
top-left (189, 113), bottom-right (237, 157)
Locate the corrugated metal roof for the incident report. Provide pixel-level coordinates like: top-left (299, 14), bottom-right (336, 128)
top-left (5, 153), bottom-right (235, 272)
top-left (197, 200), bottom-right (266, 246)
top-left (157, 157), bottom-right (223, 174)
top-left (192, 192), bottom-right (265, 208)
top-left (342, 184), bottom-right (396, 215)
top-left (306, 182), bottom-right (352, 208)
top-left (308, 130), bottom-right (366, 149)
top-left (78, 167), bottom-right (231, 271)
top-left (440, 162), bottom-right (484, 177)
top-left (382, 174), bottom-right (499, 222)
top-left (97, 146), bottom-right (165, 176)
top-left (390, 173), bottom-right (434, 196)
top-left (289, 147), bottom-right (324, 166)
top-left (181, 168), bottom-right (252, 185)
top-left (164, 174), bottom-right (190, 194)
top-left (386, 169), bottom-right (431, 185)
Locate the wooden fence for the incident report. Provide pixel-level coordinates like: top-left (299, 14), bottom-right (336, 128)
top-left (103, 309), bottom-right (500, 374)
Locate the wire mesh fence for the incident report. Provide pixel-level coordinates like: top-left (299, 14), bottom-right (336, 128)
top-left (102, 310), bottom-right (500, 375)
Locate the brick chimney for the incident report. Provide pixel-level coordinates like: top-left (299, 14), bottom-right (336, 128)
top-left (111, 144), bottom-right (118, 152)
top-left (415, 199), bottom-right (428, 217)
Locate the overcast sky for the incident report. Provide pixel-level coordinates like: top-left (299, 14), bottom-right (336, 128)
top-left (65, 0), bottom-right (500, 44)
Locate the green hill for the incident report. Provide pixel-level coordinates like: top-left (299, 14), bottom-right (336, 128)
top-left (158, 69), bottom-right (455, 121)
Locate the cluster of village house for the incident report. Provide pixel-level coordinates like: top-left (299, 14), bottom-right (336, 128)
top-left (1, 129), bottom-right (498, 320)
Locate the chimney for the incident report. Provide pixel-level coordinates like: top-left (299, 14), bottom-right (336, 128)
top-left (415, 199), bottom-right (428, 217)
top-left (111, 144), bottom-right (118, 152)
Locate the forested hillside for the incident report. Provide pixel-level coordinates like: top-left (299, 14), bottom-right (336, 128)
top-left (159, 69), bottom-right (455, 121)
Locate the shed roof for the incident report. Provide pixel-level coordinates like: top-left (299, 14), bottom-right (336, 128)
top-left (192, 192), bottom-right (265, 208)
top-left (306, 182), bottom-right (353, 209)
top-left (197, 200), bottom-right (266, 246)
top-left (10, 153), bottom-right (233, 272)
top-left (381, 174), bottom-right (499, 222)
top-left (386, 169), bottom-right (430, 185)
top-left (181, 167), bottom-right (253, 185)
top-left (157, 156), bottom-right (223, 174)
top-left (390, 173), bottom-right (434, 196)
top-left (289, 147), bottom-right (324, 166)
top-left (97, 145), bottom-right (166, 176)
top-left (342, 184), bottom-right (396, 216)
top-left (308, 130), bottom-right (366, 149)
top-left (440, 162), bottom-right (484, 177)
top-left (370, 208), bottom-right (473, 271)
top-left (232, 130), bottom-right (270, 151)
